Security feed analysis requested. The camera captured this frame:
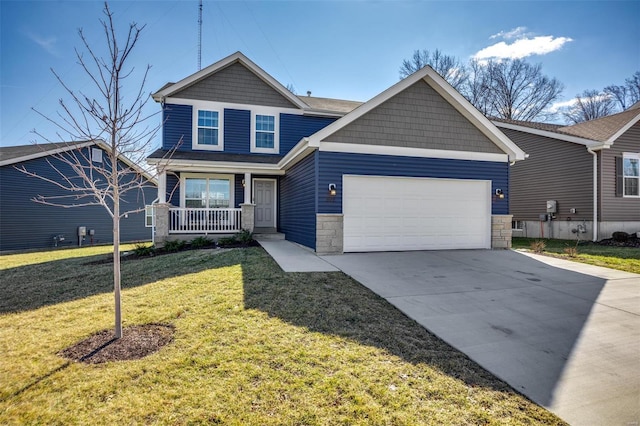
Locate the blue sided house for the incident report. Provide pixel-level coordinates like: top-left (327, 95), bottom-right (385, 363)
top-left (147, 52), bottom-right (526, 254)
top-left (0, 140), bottom-right (156, 252)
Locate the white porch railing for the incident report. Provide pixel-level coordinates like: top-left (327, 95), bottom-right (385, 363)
top-left (169, 207), bottom-right (242, 234)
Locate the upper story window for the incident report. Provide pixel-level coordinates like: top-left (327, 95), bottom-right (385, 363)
top-left (622, 153), bottom-right (639, 197)
top-left (251, 111), bottom-right (279, 154)
top-left (193, 108), bottom-right (223, 151)
top-left (256, 115), bottom-right (275, 148)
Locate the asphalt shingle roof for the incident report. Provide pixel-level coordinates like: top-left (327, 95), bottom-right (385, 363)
top-left (147, 149), bottom-right (282, 164)
top-left (296, 95), bottom-right (363, 114)
top-left (0, 141), bottom-right (89, 164)
top-left (555, 108), bottom-right (640, 142)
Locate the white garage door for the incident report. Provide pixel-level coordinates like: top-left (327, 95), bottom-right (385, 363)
top-left (343, 175), bottom-right (491, 252)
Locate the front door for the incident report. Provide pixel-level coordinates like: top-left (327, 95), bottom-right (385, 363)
top-left (254, 179), bottom-right (276, 228)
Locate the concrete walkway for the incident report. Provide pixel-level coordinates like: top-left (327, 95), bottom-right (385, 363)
top-left (256, 239), bottom-right (338, 272)
top-left (321, 250), bottom-right (640, 426)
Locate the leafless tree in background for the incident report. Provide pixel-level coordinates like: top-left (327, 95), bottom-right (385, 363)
top-left (562, 90), bottom-right (616, 124)
top-left (17, 2), bottom-right (170, 339)
top-left (399, 49), bottom-right (469, 90)
top-left (479, 59), bottom-right (563, 122)
top-left (605, 71), bottom-right (640, 111)
top-left (400, 50), bottom-right (563, 122)
top-left (460, 59), bottom-right (493, 117)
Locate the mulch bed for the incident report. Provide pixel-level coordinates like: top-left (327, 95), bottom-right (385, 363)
top-left (59, 324), bottom-right (174, 364)
top-left (87, 239), bottom-right (260, 265)
top-left (595, 237), bottom-right (640, 248)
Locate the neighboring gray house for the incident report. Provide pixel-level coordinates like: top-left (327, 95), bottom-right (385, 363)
top-left (0, 141), bottom-right (156, 252)
top-left (494, 106), bottom-right (640, 241)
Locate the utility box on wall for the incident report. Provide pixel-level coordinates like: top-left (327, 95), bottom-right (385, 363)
top-left (546, 200), bottom-right (557, 214)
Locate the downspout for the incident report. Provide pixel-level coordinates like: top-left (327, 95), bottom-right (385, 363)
top-left (587, 148), bottom-right (598, 242)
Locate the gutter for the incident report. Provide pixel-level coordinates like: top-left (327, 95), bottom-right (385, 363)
top-left (587, 147), bottom-right (598, 242)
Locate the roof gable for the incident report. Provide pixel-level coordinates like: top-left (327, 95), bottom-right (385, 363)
top-left (557, 108), bottom-right (640, 144)
top-left (0, 141), bottom-right (94, 166)
top-left (307, 66), bottom-right (526, 161)
top-left (152, 52), bottom-right (307, 110)
top-left (320, 80), bottom-right (503, 154)
top-left (0, 140), bottom-right (156, 183)
top-left (493, 108), bottom-right (640, 148)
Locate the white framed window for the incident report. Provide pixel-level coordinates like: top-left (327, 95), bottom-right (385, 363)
top-left (512, 220), bottom-right (524, 230)
top-left (181, 173), bottom-right (234, 208)
top-left (192, 107), bottom-right (224, 151)
top-left (145, 205), bottom-right (154, 227)
top-left (622, 152), bottom-right (639, 197)
top-left (251, 109), bottom-right (279, 154)
top-left (91, 147), bottom-right (103, 163)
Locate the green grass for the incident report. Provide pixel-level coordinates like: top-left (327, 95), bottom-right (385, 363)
top-left (0, 246), bottom-right (566, 425)
top-left (512, 237), bottom-right (640, 274)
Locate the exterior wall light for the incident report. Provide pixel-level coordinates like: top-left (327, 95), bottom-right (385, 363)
top-left (242, 179), bottom-right (246, 188)
top-left (495, 188), bottom-right (504, 199)
top-left (328, 183), bottom-right (337, 196)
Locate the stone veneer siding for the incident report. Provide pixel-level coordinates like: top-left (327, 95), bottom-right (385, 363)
top-left (316, 213), bottom-right (511, 253)
top-left (316, 214), bottom-right (344, 255)
top-left (491, 215), bottom-right (513, 249)
top-left (240, 203), bottom-right (255, 232)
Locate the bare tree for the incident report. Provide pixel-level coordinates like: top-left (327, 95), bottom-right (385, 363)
top-left (400, 51), bottom-right (562, 122)
top-left (562, 90), bottom-right (615, 124)
top-left (605, 71), bottom-right (640, 110)
top-left (460, 59), bottom-right (493, 116)
top-left (17, 2), bottom-right (167, 339)
top-left (399, 49), bottom-right (468, 90)
top-left (479, 59), bottom-right (563, 121)
top-left (285, 83), bottom-right (297, 95)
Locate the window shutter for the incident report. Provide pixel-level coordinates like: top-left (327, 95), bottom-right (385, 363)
top-left (615, 156), bottom-right (623, 197)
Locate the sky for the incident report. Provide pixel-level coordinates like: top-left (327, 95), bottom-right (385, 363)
top-left (1, 0), bottom-right (639, 149)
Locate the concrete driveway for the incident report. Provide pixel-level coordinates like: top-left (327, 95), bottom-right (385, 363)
top-left (322, 250), bottom-right (640, 426)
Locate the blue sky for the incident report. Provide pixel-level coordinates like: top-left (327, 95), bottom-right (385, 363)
top-left (1, 0), bottom-right (639, 148)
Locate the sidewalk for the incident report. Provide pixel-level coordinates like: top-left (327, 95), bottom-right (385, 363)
top-left (256, 239), bottom-right (338, 272)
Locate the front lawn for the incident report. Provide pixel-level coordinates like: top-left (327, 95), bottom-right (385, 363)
top-left (0, 246), bottom-right (565, 425)
top-left (512, 237), bottom-right (640, 274)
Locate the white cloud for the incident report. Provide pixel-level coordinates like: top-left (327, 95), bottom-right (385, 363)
top-left (473, 35), bottom-right (573, 61)
top-left (26, 32), bottom-right (59, 56)
top-left (549, 98), bottom-right (578, 113)
top-left (490, 26), bottom-right (528, 40)
top-left (550, 92), bottom-right (612, 112)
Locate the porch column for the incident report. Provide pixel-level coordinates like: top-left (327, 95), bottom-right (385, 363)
top-left (157, 169), bottom-right (166, 204)
top-left (240, 203), bottom-right (255, 232)
top-left (154, 203), bottom-right (171, 246)
top-left (244, 172), bottom-right (252, 204)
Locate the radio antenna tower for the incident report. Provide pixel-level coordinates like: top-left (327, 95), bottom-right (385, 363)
top-left (197, 0), bottom-right (203, 70)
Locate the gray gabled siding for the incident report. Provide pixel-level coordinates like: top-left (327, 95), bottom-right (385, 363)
top-left (600, 122), bottom-right (640, 221)
top-left (322, 80), bottom-right (503, 154)
top-left (171, 62), bottom-right (297, 108)
top-left (0, 148), bottom-right (154, 252)
top-left (504, 128), bottom-right (594, 221)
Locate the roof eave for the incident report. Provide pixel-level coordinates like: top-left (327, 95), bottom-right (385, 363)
top-left (493, 121), bottom-right (604, 149)
top-left (605, 111), bottom-right (640, 145)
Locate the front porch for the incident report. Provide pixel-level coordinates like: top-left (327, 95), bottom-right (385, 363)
top-left (153, 204), bottom-right (255, 245)
top-left (151, 168), bottom-right (281, 245)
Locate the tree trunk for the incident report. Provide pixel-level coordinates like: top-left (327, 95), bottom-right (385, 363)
top-left (113, 210), bottom-right (122, 338)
